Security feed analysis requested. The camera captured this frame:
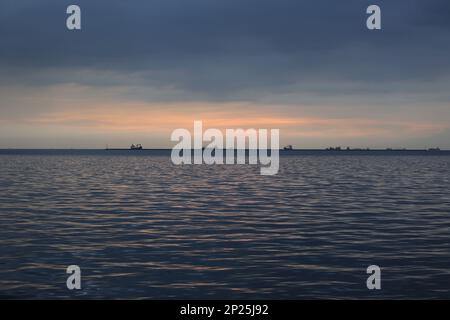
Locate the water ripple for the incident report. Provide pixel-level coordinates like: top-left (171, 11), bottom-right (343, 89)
top-left (0, 151), bottom-right (449, 299)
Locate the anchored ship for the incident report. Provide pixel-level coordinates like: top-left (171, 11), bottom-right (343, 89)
top-left (130, 144), bottom-right (143, 150)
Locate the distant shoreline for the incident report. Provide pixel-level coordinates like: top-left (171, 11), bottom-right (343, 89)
top-left (0, 148), bottom-right (448, 152)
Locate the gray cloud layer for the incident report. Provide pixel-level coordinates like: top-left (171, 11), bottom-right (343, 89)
top-left (1, 0), bottom-right (449, 102)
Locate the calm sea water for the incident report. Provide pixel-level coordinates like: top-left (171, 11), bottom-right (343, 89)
top-left (0, 150), bottom-right (449, 299)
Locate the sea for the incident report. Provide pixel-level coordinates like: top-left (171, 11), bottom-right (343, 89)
top-left (0, 149), bottom-right (449, 299)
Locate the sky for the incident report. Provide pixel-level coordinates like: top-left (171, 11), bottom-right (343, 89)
top-left (1, 0), bottom-right (450, 149)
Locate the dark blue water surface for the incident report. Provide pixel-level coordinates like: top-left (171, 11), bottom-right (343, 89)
top-left (0, 149), bottom-right (449, 299)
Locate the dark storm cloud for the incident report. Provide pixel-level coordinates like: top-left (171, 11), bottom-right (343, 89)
top-left (0, 0), bottom-right (450, 101)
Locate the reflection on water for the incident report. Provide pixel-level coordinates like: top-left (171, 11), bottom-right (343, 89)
top-left (0, 150), bottom-right (449, 299)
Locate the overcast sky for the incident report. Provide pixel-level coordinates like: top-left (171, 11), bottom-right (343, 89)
top-left (1, 0), bottom-right (449, 148)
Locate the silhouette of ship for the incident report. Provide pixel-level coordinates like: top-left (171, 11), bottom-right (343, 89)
top-left (130, 144), bottom-right (143, 150)
top-left (283, 145), bottom-right (293, 150)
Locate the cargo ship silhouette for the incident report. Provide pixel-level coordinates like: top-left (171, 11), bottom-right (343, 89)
top-left (130, 144), bottom-right (143, 150)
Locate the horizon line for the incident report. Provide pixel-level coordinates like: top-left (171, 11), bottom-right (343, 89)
top-left (1, 148), bottom-right (448, 152)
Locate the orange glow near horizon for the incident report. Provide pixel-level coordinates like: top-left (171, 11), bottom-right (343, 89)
top-left (25, 102), bottom-right (448, 140)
